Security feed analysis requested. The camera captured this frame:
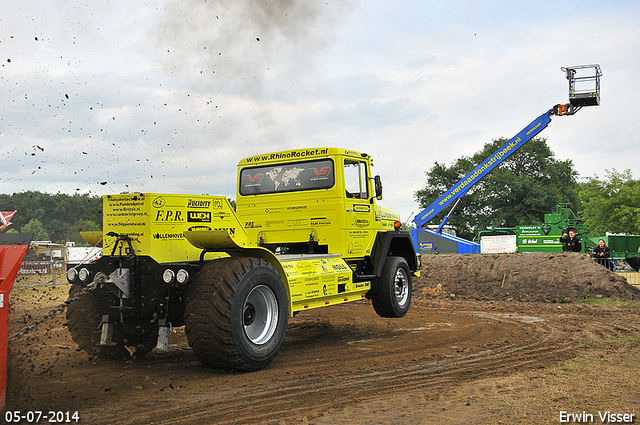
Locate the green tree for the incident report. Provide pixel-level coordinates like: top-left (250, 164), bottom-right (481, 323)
top-left (578, 169), bottom-right (640, 235)
top-left (67, 219), bottom-right (101, 245)
top-left (0, 191), bottom-right (102, 243)
top-left (414, 137), bottom-right (580, 239)
top-left (21, 218), bottom-right (50, 241)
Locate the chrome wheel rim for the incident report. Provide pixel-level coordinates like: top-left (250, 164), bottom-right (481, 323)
top-left (394, 268), bottom-right (409, 307)
top-left (243, 285), bottom-right (278, 345)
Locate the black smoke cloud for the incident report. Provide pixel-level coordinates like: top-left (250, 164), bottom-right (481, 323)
top-left (155, 0), bottom-right (359, 98)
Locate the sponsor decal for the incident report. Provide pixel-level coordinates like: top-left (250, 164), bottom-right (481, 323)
top-left (155, 210), bottom-right (184, 222)
top-left (313, 166), bottom-right (330, 176)
top-left (212, 211), bottom-right (231, 219)
top-left (110, 221), bottom-right (146, 228)
top-left (380, 211), bottom-right (400, 220)
top-left (435, 138), bottom-right (522, 208)
top-left (187, 211), bottom-right (212, 222)
top-left (265, 219), bottom-right (285, 228)
top-left (518, 226), bottom-right (545, 235)
top-left (519, 238), bottom-right (560, 245)
top-left (304, 276), bottom-right (320, 284)
top-left (354, 219), bottom-right (370, 228)
top-left (311, 166), bottom-right (331, 181)
top-left (107, 194), bottom-right (145, 203)
top-left (331, 262), bottom-right (349, 271)
top-left (187, 199), bottom-right (211, 208)
top-left (153, 233), bottom-right (183, 240)
top-left (305, 289), bottom-right (320, 298)
top-left (347, 205), bottom-right (371, 213)
top-left (296, 262), bottom-right (316, 274)
top-left (152, 196), bottom-right (165, 208)
top-left (419, 242), bottom-right (434, 251)
top-left (187, 226), bottom-right (212, 231)
top-left (213, 227), bottom-right (237, 236)
top-left (246, 173), bottom-right (263, 184)
top-left (244, 148), bottom-right (329, 163)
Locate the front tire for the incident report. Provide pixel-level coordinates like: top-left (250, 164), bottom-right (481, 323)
top-left (371, 256), bottom-right (412, 318)
top-left (184, 257), bottom-right (289, 372)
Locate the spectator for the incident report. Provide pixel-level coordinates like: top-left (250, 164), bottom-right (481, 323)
top-left (560, 229), bottom-right (582, 252)
top-left (592, 239), bottom-right (610, 258)
top-left (592, 239), bottom-right (612, 270)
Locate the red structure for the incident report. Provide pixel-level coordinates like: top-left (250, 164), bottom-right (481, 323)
top-left (0, 212), bottom-right (16, 231)
top-left (0, 233), bottom-right (32, 411)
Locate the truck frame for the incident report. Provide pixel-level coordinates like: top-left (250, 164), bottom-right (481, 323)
top-left (66, 148), bottom-right (418, 371)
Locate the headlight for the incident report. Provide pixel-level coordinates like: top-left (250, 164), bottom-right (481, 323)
top-left (78, 268), bottom-right (90, 282)
top-left (176, 269), bottom-right (189, 284)
top-left (162, 269), bottom-right (175, 284)
top-left (67, 268), bottom-right (78, 282)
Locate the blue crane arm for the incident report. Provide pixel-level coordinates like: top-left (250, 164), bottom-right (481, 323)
top-left (413, 109), bottom-right (554, 228)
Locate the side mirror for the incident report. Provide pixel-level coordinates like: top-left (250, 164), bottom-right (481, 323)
top-left (374, 175), bottom-right (383, 200)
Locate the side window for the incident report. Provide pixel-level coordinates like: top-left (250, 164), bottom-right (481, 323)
top-left (344, 161), bottom-right (369, 199)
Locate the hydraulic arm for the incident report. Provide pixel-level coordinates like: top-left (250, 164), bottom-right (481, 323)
top-left (412, 64), bottom-right (601, 254)
top-left (413, 108), bottom-right (554, 229)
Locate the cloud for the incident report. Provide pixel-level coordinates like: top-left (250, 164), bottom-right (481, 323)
top-left (1, 0), bottom-right (639, 225)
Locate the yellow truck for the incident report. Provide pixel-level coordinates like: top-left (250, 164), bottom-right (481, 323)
top-left (66, 147), bottom-right (418, 371)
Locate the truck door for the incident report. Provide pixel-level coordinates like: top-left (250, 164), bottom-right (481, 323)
top-left (344, 159), bottom-right (375, 257)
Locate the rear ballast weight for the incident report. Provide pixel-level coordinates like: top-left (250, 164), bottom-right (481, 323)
top-left (67, 148), bottom-right (418, 371)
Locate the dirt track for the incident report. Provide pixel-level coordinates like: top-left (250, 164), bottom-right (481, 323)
top-left (7, 254), bottom-right (640, 424)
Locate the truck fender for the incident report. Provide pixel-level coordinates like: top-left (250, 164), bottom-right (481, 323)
top-left (184, 229), bottom-right (293, 316)
top-left (370, 231), bottom-right (418, 276)
top-left (366, 231), bottom-right (417, 301)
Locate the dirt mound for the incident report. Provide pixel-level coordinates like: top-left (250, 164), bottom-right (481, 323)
top-left (414, 252), bottom-right (640, 302)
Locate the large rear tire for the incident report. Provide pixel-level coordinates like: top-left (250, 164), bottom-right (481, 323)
top-left (371, 256), bottom-right (412, 318)
top-left (66, 284), bottom-right (157, 359)
top-left (184, 257), bottom-right (289, 372)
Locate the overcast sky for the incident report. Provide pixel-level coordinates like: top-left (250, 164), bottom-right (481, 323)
top-left (1, 0), bottom-right (637, 224)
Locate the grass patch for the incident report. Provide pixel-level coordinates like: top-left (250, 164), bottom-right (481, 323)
top-left (485, 347), bottom-right (640, 424)
top-left (578, 335), bottom-right (640, 349)
top-left (579, 297), bottom-right (635, 305)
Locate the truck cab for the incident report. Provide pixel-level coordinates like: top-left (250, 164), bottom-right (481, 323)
top-left (236, 148), bottom-right (416, 278)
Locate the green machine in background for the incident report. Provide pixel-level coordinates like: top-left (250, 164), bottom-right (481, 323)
top-left (584, 234), bottom-right (640, 259)
top-left (479, 204), bottom-right (589, 253)
top-left (478, 203), bottom-right (640, 268)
